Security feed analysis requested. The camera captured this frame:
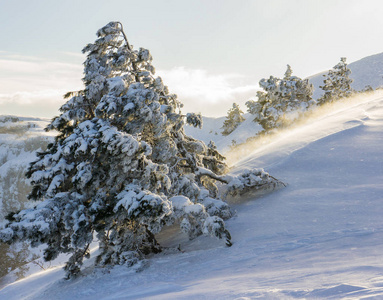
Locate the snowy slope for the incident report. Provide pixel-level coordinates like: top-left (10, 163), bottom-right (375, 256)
top-left (1, 92), bottom-right (383, 299)
top-left (184, 113), bottom-right (262, 153)
top-left (309, 52), bottom-right (383, 99)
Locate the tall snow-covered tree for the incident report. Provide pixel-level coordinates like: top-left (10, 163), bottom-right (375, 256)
top-left (221, 103), bottom-right (245, 136)
top-left (0, 22), bottom-right (280, 278)
top-left (246, 65), bottom-right (314, 131)
top-left (318, 57), bottom-right (353, 105)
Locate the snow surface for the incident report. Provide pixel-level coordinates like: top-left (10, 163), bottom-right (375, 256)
top-left (185, 113), bottom-right (262, 153)
top-left (1, 92), bottom-right (383, 299)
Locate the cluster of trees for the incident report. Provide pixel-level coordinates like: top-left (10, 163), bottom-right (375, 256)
top-left (221, 58), bottom-right (355, 135)
top-left (0, 22), bottom-right (281, 279)
top-left (246, 64), bottom-right (316, 131)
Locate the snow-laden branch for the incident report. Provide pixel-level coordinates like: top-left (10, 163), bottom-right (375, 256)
top-left (196, 167), bottom-right (230, 184)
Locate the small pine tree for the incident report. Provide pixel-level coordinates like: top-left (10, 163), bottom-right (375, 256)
top-left (318, 57), bottom-right (353, 105)
top-left (361, 85), bottom-right (374, 93)
top-left (221, 103), bottom-right (245, 136)
top-left (246, 65), bottom-right (314, 131)
top-left (0, 22), bottom-right (280, 279)
top-left (284, 64), bottom-right (293, 79)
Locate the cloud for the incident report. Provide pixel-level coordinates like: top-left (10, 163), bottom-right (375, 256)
top-left (157, 67), bottom-right (259, 117)
top-left (0, 53), bottom-right (83, 93)
top-left (0, 54), bottom-right (259, 118)
top-left (0, 90), bottom-right (67, 118)
top-left (0, 90), bottom-right (64, 105)
top-left (60, 51), bottom-right (86, 59)
top-left (0, 53), bottom-right (83, 117)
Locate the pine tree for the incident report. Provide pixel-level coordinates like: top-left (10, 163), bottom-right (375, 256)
top-left (246, 65), bottom-right (314, 131)
top-left (0, 22), bottom-right (280, 278)
top-left (318, 57), bottom-right (353, 105)
top-left (221, 103), bottom-right (245, 136)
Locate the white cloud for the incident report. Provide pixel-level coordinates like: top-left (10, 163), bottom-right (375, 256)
top-left (0, 54), bottom-right (83, 93)
top-left (0, 90), bottom-right (67, 118)
top-left (0, 54), bottom-right (83, 117)
top-left (0, 54), bottom-right (259, 118)
top-left (157, 67), bottom-right (259, 117)
top-left (60, 51), bottom-right (86, 59)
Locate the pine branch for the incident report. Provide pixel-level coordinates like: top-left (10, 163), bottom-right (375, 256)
top-left (116, 22), bottom-right (132, 50)
top-left (196, 167), bottom-right (229, 184)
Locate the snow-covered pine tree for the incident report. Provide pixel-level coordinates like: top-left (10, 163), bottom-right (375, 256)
top-left (280, 65), bottom-right (315, 115)
top-left (0, 22), bottom-right (280, 279)
top-left (221, 103), bottom-right (245, 136)
top-left (246, 65), bottom-right (314, 131)
top-left (245, 90), bottom-right (270, 130)
top-left (318, 57), bottom-right (353, 105)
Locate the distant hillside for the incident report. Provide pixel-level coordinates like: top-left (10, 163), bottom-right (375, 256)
top-left (309, 52), bottom-right (383, 99)
top-left (184, 113), bottom-right (262, 153)
top-left (0, 116), bottom-right (51, 219)
top-left (0, 116), bottom-right (53, 281)
top-left (186, 52), bottom-right (383, 152)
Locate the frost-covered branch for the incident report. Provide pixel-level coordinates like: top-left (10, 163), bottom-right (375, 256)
top-left (224, 168), bottom-right (284, 198)
top-left (196, 167), bottom-right (229, 184)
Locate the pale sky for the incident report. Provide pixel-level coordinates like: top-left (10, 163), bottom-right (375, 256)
top-left (1, 0), bottom-right (383, 117)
